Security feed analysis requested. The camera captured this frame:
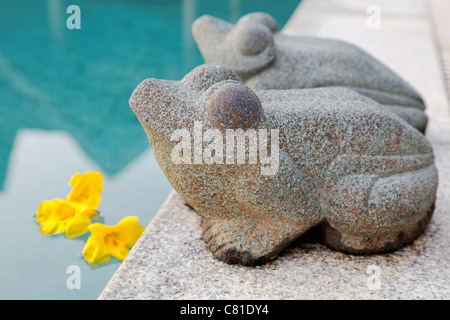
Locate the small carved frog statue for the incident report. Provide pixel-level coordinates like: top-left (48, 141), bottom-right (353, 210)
top-left (130, 64), bottom-right (437, 266)
top-left (192, 12), bottom-right (428, 133)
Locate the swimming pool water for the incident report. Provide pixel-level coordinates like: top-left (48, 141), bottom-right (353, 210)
top-left (0, 0), bottom-right (300, 299)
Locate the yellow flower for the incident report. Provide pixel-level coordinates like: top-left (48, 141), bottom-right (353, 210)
top-left (67, 172), bottom-right (103, 210)
top-left (82, 216), bottom-right (145, 264)
top-left (36, 172), bottom-right (103, 237)
top-left (36, 199), bottom-right (99, 238)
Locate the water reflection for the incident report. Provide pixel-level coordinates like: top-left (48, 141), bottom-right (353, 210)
top-left (47, 0), bottom-right (64, 46)
top-left (182, 0), bottom-right (197, 70)
top-left (0, 129), bottom-right (171, 299)
top-left (0, 0), bottom-right (298, 192)
top-left (0, 0), bottom-right (299, 299)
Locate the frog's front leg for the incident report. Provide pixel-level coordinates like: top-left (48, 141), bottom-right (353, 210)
top-left (201, 151), bottom-right (321, 265)
top-left (201, 216), bottom-right (308, 265)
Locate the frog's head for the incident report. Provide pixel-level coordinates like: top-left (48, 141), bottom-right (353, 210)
top-left (192, 12), bottom-right (278, 77)
top-left (129, 77), bottom-right (196, 146)
top-left (129, 64), bottom-right (266, 150)
top-left (130, 64), bottom-right (271, 200)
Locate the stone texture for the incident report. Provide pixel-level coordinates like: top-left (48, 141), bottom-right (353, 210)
top-left (99, 0), bottom-right (450, 299)
top-left (192, 12), bottom-right (428, 132)
top-left (128, 63), bottom-right (437, 266)
top-left (99, 189), bottom-right (448, 300)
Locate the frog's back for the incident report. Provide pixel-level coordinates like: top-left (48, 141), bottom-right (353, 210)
top-left (257, 87), bottom-right (433, 188)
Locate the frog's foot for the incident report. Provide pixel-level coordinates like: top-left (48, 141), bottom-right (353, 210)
top-left (321, 164), bottom-right (438, 254)
top-left (383, 105), bottom-right (428, 134)
top-left (201, 217), bottom-right (308, 265)
top-left (319, 202), bottom-right (434, 254)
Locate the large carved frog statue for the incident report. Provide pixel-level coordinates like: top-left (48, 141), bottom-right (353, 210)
top-left (129, 64), bottom-right (437, 265)
top-left (192, 12), bottom-right (428, 133)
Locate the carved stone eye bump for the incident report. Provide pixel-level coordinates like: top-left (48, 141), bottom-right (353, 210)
top-left (181, 63), bottom-right (240, 92)
top-left (230, 21), bottom-right (273, 56)
top-left (230, 22), bottom-right (273, 56)
top-left (199, 81), bottom-right (264, 129)
top-left (238, 12), bottom-right (279, 33)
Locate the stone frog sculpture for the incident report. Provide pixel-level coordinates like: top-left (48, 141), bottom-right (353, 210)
top-left (129, 64), bottom-right (438, 266)
top-left (192, 12), bottom-right (428, 133)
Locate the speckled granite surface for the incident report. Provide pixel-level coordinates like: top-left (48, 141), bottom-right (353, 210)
top-left (99, 0), bottom-right (449, 299)
top-left (99, 189), bottom-right (448, 299)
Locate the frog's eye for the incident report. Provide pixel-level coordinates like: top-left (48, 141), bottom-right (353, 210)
top-left (199, 81), bottom-right (264, 129)
top-left (237, 12), bottom-right (279, 34)
top-left (182, 63), bottom-right (240, 91)
top-left (230, 22), bottom-right (273, 56)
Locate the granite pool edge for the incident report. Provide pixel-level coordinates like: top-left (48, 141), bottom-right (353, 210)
top-left (99, 0), bottom-right (450, 300)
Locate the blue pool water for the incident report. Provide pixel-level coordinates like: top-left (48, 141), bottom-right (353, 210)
top-left (0, 0), bottom-right (300, 299)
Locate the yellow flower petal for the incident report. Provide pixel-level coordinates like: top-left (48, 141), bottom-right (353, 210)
top-left (36, 200), bottom-right (55, 225)
top-left (67, 172), bottom-right (103, 210)
top-left (65, 210), bottom-right (92, 238)
top-left (36, 199), bottom-right (96, 237)
top-left (82, 233), bottom-right (111, 264)
top-left (36, 199), bottom-right (75, 235)
top-left (82, 217), bottom-right (145, 264)
top-left (110, 246), bottom-right (131, 261)
top-left (112, 216), bottom-right (146, 248)
top-left (85, 209), bottom-right (100, 218)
